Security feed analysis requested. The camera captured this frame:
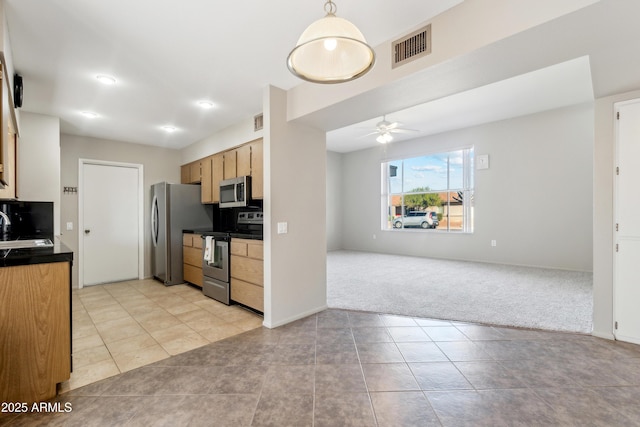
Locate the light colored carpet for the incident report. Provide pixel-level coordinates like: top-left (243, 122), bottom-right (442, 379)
top-left (327, 250), bottom-right (593, 333)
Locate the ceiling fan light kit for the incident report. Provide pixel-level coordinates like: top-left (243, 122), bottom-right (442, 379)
top-left (376, 132), bottom-right (393, 144)
top-left (287, 0), bottom-right (375, 84)
top-left (361, 115), bottom-right (418, 143)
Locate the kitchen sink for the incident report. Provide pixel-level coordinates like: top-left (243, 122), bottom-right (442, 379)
top-left (0, 239), bottom-right (54, 250)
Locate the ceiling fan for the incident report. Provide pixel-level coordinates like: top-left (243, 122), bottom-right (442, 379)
top-left (361, 115), bottom-right (418, 143)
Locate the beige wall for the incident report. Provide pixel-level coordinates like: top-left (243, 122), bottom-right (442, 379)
top-left (16, 112), bottom-right (60, 234)
top-left (60, 134), bottom-right (181, 288)
top-left (263, 86), bottom-right (327, 328)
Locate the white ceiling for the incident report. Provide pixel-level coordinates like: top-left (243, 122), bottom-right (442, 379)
top-left (327, 56), bottom-right (595, 152)
top-left (5, 0), bottom-right (640, 153)
top-left (3, 0), bottom-right (461, 150)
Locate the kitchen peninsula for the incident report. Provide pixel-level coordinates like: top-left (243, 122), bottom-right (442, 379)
top-left (0, 239), bottom-right (73, 404)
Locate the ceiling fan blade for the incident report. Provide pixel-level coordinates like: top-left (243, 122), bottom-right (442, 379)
top-left (357, 131), bottom-right (380, 138)
top-left (390, 128), bottom-right (418, 134)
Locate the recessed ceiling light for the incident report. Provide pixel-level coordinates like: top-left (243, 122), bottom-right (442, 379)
top-left (80, 111), bottom-right (99, 118)
top-left (197, 100), bottom-right (215, 109)
top-left (161, 125), bottom-right (177, 133)
top-left (96, 75), bottom-right (116, 85)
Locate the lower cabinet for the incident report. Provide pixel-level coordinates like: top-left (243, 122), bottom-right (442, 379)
top-left (230, 238), bottom-right (263, 312)
top-left (183, 233), bottom-right (203, 287)
top-left (0, 261), bottom-right (71, 403)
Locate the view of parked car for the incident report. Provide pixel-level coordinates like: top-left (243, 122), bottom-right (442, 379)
top-left (393, 211), bottom-right (437, 229)
top-left (427, 211), bottom-right (439, 227)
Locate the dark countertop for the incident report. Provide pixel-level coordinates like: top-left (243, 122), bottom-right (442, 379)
top-left (228, 233), bottom-right (263, 241)
top-left (183, 228), bottom-right (214, 234)
top-left (183, 229), bottom-right (263, 241)
top-left (0, 238), bottom-right (74, 267)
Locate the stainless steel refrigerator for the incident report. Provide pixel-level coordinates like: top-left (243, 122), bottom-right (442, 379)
top-left (151, 182), bottom-right (212, 285)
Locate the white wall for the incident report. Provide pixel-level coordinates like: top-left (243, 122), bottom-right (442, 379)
top-left (326, 150), bottom-right (343, 251)
top-left (263, 86), bottom-right (327, 328)
top-left (333, 103), bottom-right (593, 272)
top-left (592, 89), bottom-right (640, 339)
top-left (60, 134), bottom-right (181, 288)
top-left (17, 112), bottom-right (60, 235)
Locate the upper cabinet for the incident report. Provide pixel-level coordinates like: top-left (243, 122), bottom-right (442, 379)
top-left (183, 138), bottom-right (263, 204)
top-left (0, 65), bottom-right (19, 199)
top-left (223, 149), bottom-right (237, 180)
top-left (200, 156), bottom-right (213, 203)
top-left (249, 139), bottom-right (263, 199)
top-left (224, 143), bottom-right (252, 179)
top-left (236, 144), bottom-right (251, 177)
top-left (212, 153), bottom-right (224, 202)
top-left (180, 160), bottom-right (202, 184)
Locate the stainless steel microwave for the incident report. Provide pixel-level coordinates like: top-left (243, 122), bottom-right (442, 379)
top-left (219, 176), bottom-right (251, 208)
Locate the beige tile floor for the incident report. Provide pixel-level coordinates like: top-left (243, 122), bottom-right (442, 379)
top-left (7, 309), bottom-right (640, 426)
top-left (64, 278), bottom-right (263, 392)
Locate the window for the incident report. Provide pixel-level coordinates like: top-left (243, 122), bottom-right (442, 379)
top-left (382, 147), bottom-right (474, 232)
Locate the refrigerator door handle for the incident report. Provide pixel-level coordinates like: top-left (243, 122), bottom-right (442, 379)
top-left (151, 194), bottom-right (159, 247)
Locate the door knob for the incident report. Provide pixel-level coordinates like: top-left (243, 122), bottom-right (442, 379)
top-left (84, 229), bottom-right (91, 234)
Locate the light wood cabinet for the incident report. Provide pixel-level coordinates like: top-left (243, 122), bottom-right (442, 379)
top-left (237, 144), bottom-right (252, 177)
top-left (223, 150), bottom-right (237, 179)
top-left (212, 153), bottom-right (224, 203)
top-left (0, 67), bottom-right (18, 198)
top-left (223, 144), bottom-right (251, 180)
top-left (230, 238), bottom-right (263, 312)
top-left (221, 139), bottom-right (263, 199)
top-left (180, 163), bottom-right (190, 184)
top-left (190, 160), bottom-right (202, 183)
top-left (185, 137), bottom-right (263, 203)
top-left (200, 156), bottom-right (213, 203)
top-left (183, 233), bottom-right (203, 287)
top-left (0, 261), bottom-right (71, 403)
top-left (0, 126), bottom-right (16, 199)
top-left (249, 139), bottom-right (263, 199)
top-left (181, 160), bottom-right (202, 184)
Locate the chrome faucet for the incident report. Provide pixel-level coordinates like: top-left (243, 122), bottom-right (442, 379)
top-left (0, 211), bottom-right (10, 226)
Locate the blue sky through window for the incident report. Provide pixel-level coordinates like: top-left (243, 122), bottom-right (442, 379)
top-left (389, 150), bottom-right (466, 194)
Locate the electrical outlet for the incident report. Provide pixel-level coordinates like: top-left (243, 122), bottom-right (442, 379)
top-left (66, 222), bottom-right (73, 231)
top-left (491, 240), bottom-right (497, 247)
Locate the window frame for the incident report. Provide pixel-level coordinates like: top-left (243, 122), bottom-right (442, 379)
top-left (381, 146), bottom-right (474, 233)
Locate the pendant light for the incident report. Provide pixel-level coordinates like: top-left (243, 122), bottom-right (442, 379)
top-left (287, 0), bottom-right (375, 84)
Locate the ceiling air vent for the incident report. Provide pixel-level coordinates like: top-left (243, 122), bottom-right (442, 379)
top-left (392, 24), bottom-right (431, 69)
top-left (254, 113), bottom-right (264, 131)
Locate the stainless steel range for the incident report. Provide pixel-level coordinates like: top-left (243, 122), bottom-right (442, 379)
top-left (202, 232), bottom-right (231, 304)
top-left (202, 211), bottom-right (263, 305)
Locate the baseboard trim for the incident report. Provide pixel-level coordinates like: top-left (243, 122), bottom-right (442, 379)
top-left (263, 304), bottom-right (328, 329)
top-left (592, 330), bottom-right (615, 341)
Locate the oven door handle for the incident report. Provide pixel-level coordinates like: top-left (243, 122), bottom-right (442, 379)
top-left (204, 279), bottom-right (226, 290)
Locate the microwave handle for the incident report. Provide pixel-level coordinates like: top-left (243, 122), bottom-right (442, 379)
top-left (236, 182), bottom-right (242, 202)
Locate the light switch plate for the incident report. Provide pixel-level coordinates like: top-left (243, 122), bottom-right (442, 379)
top-left (277, 222), bottom-right (288, 234)
top-left (477, 154), bottom-right (489, 170)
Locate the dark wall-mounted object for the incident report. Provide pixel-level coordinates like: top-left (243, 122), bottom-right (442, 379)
top-left (13, 74), bottom-right (23, 108)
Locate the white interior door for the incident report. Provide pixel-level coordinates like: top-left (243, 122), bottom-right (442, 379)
top-left (614, 100), bottom-right (640, 344)
top-left (81, 162), bottom-right (141, 286)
